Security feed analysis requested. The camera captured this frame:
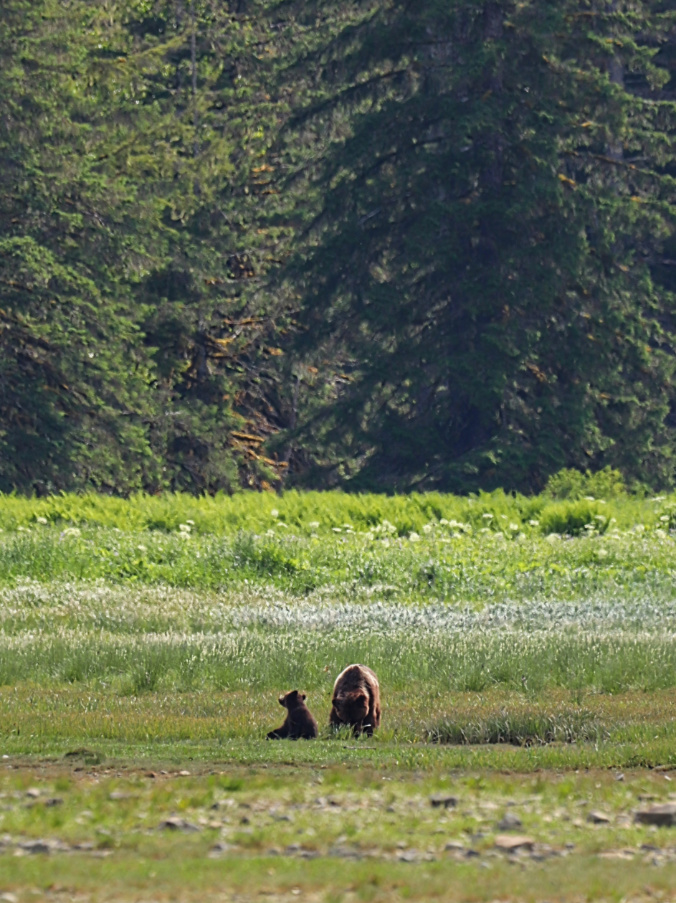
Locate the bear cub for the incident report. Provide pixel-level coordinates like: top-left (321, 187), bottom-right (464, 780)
top-left (267, 689), bottom-right (318, 740)
top-left (330, 664), bottom-right (381, 737)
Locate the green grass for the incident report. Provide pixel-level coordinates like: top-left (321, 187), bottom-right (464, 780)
top-left (0, 483), bottom-right (674, 536)
top-left (2, 764), bottom-right (676, 902)
top-left (3, 485), bottom-right (676, 899)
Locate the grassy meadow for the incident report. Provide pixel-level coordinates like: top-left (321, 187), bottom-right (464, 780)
top-left (2, 485), bottom-right (676, 900)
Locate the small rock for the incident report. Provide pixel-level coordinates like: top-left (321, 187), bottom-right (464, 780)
top-left (177, 770), bottom-right (191, 777)
top-left (158, 817), bottom-right (201, 833)
top-left (496, 812), bottom-right (523, 831)
top-left (494, 835), bottom-right (535, 852)
top-left (397, 849), bottom-right (419, 862)
top-left (25, 789), bottom-right (41, 799)
top-left (19, 840), bottom-right (53, 854)
top-left (0, 893), bottom-right (19, 903)
top-left (587, 810), bottom-right (611, 824)
top-left (444, 841), bottom-right (466, 853)
top-left (430, 795), bottom-right (458, 809)
top-left (44, 798), bottom-right (63, 807)
top-left (109, 791), bottom-right (133, 801)
top-left (208, 841), bottom-right (234, 857)
top-left (328, 845), bottom-right (362, 859)
top-left (635, 804), bottom-right (676, 827)
top-left (145, 771), bottom-right (157, 778)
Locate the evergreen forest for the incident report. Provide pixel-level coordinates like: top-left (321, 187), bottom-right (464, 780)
top-left (1, 0), bottom-right (675, 496)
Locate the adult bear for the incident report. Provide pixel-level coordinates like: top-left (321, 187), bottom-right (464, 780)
top-left (266, 690), bottom-right (318, 740)
top-left (330, 664), bottom-right (381, 736)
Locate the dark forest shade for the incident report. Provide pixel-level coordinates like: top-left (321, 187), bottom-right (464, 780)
top-left (0, 0), bottom-right (674, 495)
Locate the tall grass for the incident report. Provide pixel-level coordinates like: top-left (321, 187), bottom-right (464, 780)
top-left (0, 485), bottom-right (674, 535)
top-left (1, 522), bottom-right (675, 603)
top-left (1, 584), bottom-right (676, 695)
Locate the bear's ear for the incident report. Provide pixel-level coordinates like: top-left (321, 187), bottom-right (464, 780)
top-left (300, 693), bottom-right (307, 701)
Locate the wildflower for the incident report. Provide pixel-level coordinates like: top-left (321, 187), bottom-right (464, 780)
top-left (482, 513), bottom-right (493, 520)
top-left (528, 520), bottom-right (539, 527)
top-left (422, 524), bottom-right (433, 534)
top-left (408, 532), bottom-right (421, 542)
top-left (271, 509), bottom-right (279, 518)
top-left (61, 527), bottom-right (81, 539)
top-left (35, 516), bottom-right (48, 525)
top-left (178, 523), bottom-right (191, 533)
top-left (308, 521), bottom-right (320, 529)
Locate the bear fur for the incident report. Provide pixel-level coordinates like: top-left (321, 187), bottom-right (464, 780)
top-left (266, 689), bottom-right (318, 740)
top-left (330, 664), bottom-right (381, 736)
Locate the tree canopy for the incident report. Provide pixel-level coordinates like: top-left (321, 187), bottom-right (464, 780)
top-left (0, 0), bottom-right (674, 494)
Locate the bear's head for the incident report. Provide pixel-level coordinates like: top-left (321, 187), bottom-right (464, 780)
top-left (334, 689), bottom-right (369, 721)
top-left (279, 689), bottom-right (307, 708)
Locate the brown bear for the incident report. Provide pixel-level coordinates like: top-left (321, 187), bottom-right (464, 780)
top-left (330, 664), bottom-right (381, 736)
top-left (266, 690), bottom-right (318, 740)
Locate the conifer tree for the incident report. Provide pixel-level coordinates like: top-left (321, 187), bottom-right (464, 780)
top-left (277, 0), bottom-right (676, 492)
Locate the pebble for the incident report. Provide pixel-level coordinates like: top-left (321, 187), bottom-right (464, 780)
top-left (587, 810), bottom-right (611, 824)
top-left (158, 817), bottom-right (201, 832)
top-left (430, 795), bottom-right (458, 809)
top-left (494, 835), bottom-right (535, 852)
top-left (635, 803), bottom-right (676, 827)
top-left (496, 812), bottom-right (523, 831)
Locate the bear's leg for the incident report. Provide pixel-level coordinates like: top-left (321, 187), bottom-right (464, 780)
top-left (267, 722), bottom-right (289, 740)
top-left (329, 706), bottom-right (343, 730)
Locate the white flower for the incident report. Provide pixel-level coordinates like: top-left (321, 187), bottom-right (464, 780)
top-left (35, 516), bottom-right (48, 525)
top-left (529, 519), bottom-right (539, 527)
top-left (61, 527), bottom-right (81, 538)
top-left (270, 509), bottom-right (279, 518)
top-left (422, 524), bottom-right (433, 534)
top-left (408, 532), bottom-right (420, 542)
top-left (178, 523), bottom-right (191, 533)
